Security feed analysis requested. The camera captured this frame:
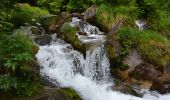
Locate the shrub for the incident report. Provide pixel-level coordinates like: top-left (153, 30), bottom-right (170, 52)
top-left (0, 32), bottom-right (40, 96)
top-left (0, 10), bottom-right (14, 32)
top-left (66, 0), bottom-right (92, 12)
top-left (0, 33), bottom-right (38, 71)
top-left (37, 0), bottom-right (65, 14)
top-left (0, 75), bottom-right (17, 91)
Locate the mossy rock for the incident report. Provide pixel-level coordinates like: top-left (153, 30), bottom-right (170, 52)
top-left (15, 87), bottom-right (81, 100)
top-left (61, 23), bottom-right (86, 56)
top-left (41, 12), bottom-right (71, 34)
top-left (55, 88), bottom-right (81, 100)
top-left (112, 81), bottom-right (142, 97)
top-left (116, 27), bottom-right (170, 69)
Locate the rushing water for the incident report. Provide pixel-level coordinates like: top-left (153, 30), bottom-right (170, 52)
top-left (36, 17), bottom-right (170, 100)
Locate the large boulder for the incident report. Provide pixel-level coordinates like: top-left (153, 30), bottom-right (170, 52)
top-left (129, 63), bottom-right (161, 81)
top-left (82, 5), bottom-right (97, 21)
top-left (30, 26), bottom-right (45, 35)
top-left (34, 35), bottom-right (52, 46)
top-left (41, 12), bottom-right (71, 34)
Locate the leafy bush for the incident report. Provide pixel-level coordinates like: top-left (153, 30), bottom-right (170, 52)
top-left (16, 79), bottom-right (41, 96)
top-left (0, 33), bottom-right (38, 71)
top-left (66, 0), bottom-right (92, 12)
top-left (37, 0), bottom-right (65, 13)
top-left (0, 10), bottom-right (14, 32)
top-left (0, 32), bottom-right (40, 96)
top-left (0, 75), bottom-right (17, 91)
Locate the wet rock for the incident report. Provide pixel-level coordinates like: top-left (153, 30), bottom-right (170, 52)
top-left (129, 63), bottom-right (161, 81)
top-left (106, 39), bottom-right (122, 63)
top-left (77, 31), bottom-right (88, 36)
top-left (135, 20), bottom-right (147, 31)
top-left (165, 64), bottom-right (170, 74)
top-left (112, 81), bottom-right (141, 97)
top-left (71, 13), bottom-right (83, 19)
top-left (82, 5), bottom-right (97, 21)
top-left (63, 45), bottom-right (73, 53)
top-left (123, 50), bottom-right (143, 68)
top-left (34, 35), bottom-right (52, 46)
top-left (30, 26), bottom-right (43, 35)
top-left (151, 80), bottom-right (170, 94)
top-left (41, 13), bottom-right (71, 34)
top-left (108, 20), bottom-right (122, 35)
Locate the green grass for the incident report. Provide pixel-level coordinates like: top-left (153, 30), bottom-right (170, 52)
top-left (96, 4), bottom-right (115, 31)
top-left (116, 27), bottom-right (170, 68)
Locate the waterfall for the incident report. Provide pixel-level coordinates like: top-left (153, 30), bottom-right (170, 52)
top-left (36, 17), bottom-right (170, 100)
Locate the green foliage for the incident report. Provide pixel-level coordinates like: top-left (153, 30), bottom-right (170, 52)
top-left (0, 75), bottom-right (17, 91)
top-left (0, 32), bottom-right (40, 97)
top-left (16, 79), bottom-right (41, 96)
top-left (135, 0), bottom-right (158, 20)
top-left (37, 0), bottom-right (65, 13)
top-left (0, 0), bottom-right (18, 9)
top-left (96, 4), bottom-right (115, 31)
top-left (66, 0), bottom-right (91, 12)
top-left (0, 10), bottom-right (14, 32)
top-left (37, 0), bottom-right (93, 13)
top-left (10, 3), bottom-right (49, 27)
top-left (0, 33), bottom-right (38, 71)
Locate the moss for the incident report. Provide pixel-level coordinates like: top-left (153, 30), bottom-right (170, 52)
top-left (61, 23), bottom-right (86, 55)
top-left (106, 43), bottom-right (117, 61)
top-left (56, 88), bottom-right (81, 100)
top-left (129, 71), bottom-right (141, 80)
top-left (126, 86), bottom-right (141, 97)
top-left (10, 3), bottom-right (49, 27)
top-left (114, 79), bottom-right (121, 86)
top-left (111, 68), bottom-right (121, 78)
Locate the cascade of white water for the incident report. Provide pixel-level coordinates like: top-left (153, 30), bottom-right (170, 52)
top-left (36, 18), bottom-right (170, 100)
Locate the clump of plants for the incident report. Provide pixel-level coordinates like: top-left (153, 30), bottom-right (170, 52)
top-left (0, 32), bottom-right (40, 97)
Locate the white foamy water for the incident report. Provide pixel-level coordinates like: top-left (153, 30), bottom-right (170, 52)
top-left (36, 17), bottom-right (170, 100)
top-left (36, 40), bottom-right (170, 100)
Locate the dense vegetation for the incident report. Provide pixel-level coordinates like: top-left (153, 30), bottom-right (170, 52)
top-left (0, 0), bottom-right (170, 98)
